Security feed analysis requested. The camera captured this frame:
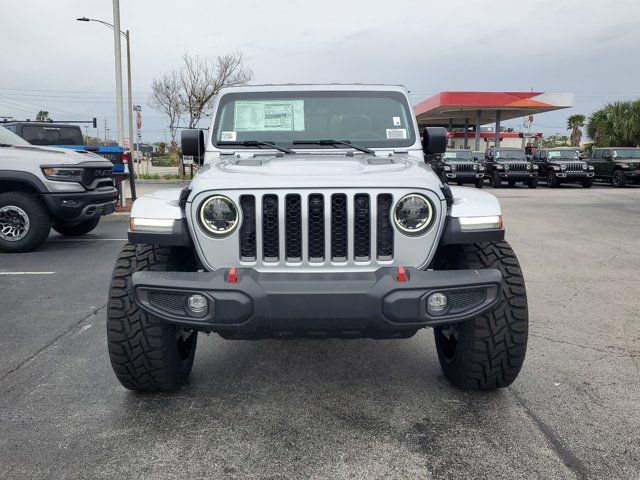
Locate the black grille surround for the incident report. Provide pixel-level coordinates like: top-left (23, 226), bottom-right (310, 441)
top-left (353, 194), bottom-right (371, 261)
top-left (285, 194), bottom-right (302, 261)
top-left (308, 194), bottom-right (325, 262)
top-left (376, 194), bottom-right (393, 260)
top-left (331, 194), bottom-right (348, 261)
top-left (262, 195), bottom-right (279, 261)
top-left (239, 195), bottom-right (256, 261)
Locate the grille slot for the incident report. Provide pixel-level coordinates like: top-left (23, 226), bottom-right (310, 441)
top-left (376, 194), bottom-right (393, 260)
top-left (262, 195), bottom-right (279, 261)
top-left (285, 194), bottom-right (302, 261)
top-left (239, 195), bottom-right (256, 261)
top-left (308, 194), bottom-right (325, 262)
top-left (353, 194), bottom-right (371, 261)
top-left (331, 194), bottom-right (348, 261)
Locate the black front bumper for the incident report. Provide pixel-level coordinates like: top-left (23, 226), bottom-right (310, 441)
top-left (492, 172), bottom-right (537, 180)
top-left (42, 188), bottom-right (118, 222)
top-left (444, 172), bottom-right (484, 183)
top-left (131, 267), bottom-right (503, 338)
top-left (553, 171), bottom-right (594, 180)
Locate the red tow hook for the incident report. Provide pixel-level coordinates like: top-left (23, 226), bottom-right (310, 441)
top-left (396, 266), bottom-right (408, 282)
top-left (227, 267), bottom-right (238, 283)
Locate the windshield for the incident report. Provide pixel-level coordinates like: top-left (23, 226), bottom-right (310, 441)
top-left (0, 126), bottom-right (30, 146)
top-left (548, 150), bottom-right (579, 160)
top-left (20, 125), bottom-right (84, 146)
top-left (613, 149), bottom-right (640, 159)
top-left (442, 151), bottom-right (473, 161)
top-left (212, 90), bottom-right (415, 150)
top-left (495, 150), bottom-right (526, 160)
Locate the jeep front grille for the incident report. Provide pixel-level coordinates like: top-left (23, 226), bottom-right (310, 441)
top-left (507, 163), bottom-right (529, 172)
top-left (565, 162), bottom-right (583, 172)
top-left (238, 192), bottom-right (395, 264)
top-left (455, 163), bottom-right (474, 172)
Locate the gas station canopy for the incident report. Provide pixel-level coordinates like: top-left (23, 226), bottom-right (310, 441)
top-left (414, 91), bottom-right (573, 128)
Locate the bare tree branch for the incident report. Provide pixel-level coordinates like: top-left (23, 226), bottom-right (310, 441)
top-left (148, 71), bottom-right (183, 151)
top-left (178, 51), bottom-right (253, 128)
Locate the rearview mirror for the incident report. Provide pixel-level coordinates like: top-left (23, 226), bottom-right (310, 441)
top-left (422, 127), bottom-right (447, 155)
top-left (181, 129), bottom-right (205, 165)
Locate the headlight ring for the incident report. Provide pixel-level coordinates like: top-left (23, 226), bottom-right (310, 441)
top-left (393, 193), bottom-right (434, 235)
top-left (198, 195), bottom-right (239, 236)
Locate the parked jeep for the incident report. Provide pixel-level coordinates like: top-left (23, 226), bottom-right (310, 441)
top-left (107, 85), bottom-right (528, 393)
top-left (532, 147), bottom-right (595, 188)
top-left (589, 147), bottom-right (640, 187)
top-left (0, 126), bottom-right (117, 252)
top-left (484, 147), bottom-right (538, 188)
top-left (431, 149), bottom-right (485, 188)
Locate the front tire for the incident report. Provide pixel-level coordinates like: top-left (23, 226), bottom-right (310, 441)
top-left (0, 191), bottom-right (51, 253)
top-left (491, 172), bottom-right (502, 188)
top-left (548, 171), bottom-right (559, 188)
top-left (475, 178), bottom-right (484, 189)
top-left (527, 177), bottom-right (538, 189)
top-left (432, 242), bottom-right (529, 390)
top-left (612, 170), bottom-right (627, 188)
top-left (582, 178), bottom-right (594, 188)
top-left (53, 217), bottom-right (100, 236)
top-left (107, 244), bottom-right (198, 393)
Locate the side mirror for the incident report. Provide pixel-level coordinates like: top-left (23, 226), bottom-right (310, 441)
top-left (422, 127), bottom-right (447, 155)
top-left (181, 129), bottom-right (205, 165)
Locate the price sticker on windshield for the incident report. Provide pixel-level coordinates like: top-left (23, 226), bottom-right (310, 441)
top-left (386, 128), bottom-right (407, 139)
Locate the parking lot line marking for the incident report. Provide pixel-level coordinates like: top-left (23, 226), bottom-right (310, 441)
top-left (0, 272), bottom-right (55, 275)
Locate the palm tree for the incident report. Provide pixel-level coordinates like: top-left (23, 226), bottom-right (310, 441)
top-left (567, 114), bottom-right (585, 147)
top-left (586, 100), bottom-right (640, 147)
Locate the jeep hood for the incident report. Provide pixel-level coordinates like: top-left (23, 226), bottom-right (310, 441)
top-left (190, 153), bottom-right (442, 191)
top-left (0, 144), bottom-right (107, 165)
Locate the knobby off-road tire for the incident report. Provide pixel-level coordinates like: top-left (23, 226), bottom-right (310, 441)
top-left (107, 244), bottom-right (198, 393)
top-left (475, 178), bottom-right (484, 189)
top-left (53, 217), bottom-right (100, 236)
top-left (432, 242), bottom-right (528, 390)
top-left (527, 177), bottom-right (538, 189)
top-left (491, 172), bottom-right (502, 188)
top-left (548, 171), bottom-right (560, 188)
top-left (582, 178), bottom-right (594, 188)
top-left (0, 191), bottom-right (51, 253)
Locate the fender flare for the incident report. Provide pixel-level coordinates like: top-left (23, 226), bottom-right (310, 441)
top-left (0, 170), bottom-right (48, 193)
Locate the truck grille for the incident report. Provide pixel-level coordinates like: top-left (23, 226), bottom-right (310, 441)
top-left (565, 162), bottom-right (583, 172)
top-left (454, 163), bottom-right (474, 172)
top-left (506, 162), bottom-right (529, 172)
top-left (238, 192), bottom-right (395, 263)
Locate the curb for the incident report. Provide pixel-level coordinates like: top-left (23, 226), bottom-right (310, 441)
top-left (103, 212), bottom-right (130, 223)
top-left (134, 179), bottom-right (191, 184)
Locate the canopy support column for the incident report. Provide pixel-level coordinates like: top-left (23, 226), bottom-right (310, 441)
top-left (463, 118), bottom-right (469, 149)
top-left (474, 110), bottom-right (481, 150)
top-left (495, 110), bottom-right (501, 146)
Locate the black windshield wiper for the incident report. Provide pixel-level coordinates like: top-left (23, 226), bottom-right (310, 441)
top-left (293, 139), bottom-right (374, 155)
top-left (217, 140), bottom-right (294, 154)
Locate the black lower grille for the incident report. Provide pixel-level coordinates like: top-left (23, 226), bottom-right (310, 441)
top-left (353, 194), bottom-right (370, 260)
top-left (376, 194), bottom-right (393, 260)
top-left (285, 194), bottom-right (302, 261)
top-left (448, 289), bottom-right (487, 313)
top-left (149, 291), bottom-right (186, 313)
top-left (331, 194), bottom-right (348, 261)
top-left (239, 195), bottom-right (256, 261)
top-left (262, 195), bottom-right (279, 261)
top-left (308, 194), bottom-right (325, 261)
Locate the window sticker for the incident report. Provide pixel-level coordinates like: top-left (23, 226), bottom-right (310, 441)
top-left (386, 128), bottom-right (407, 139)
top-left (233, 100), bottom-right (305, 132)
top-left (392, 116), bottom-right (401, 126)
top-left (221, 131), bottom-right (237, 141)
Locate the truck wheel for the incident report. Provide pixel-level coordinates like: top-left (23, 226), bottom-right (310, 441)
top-left (475, 178), bottom-right (484, 189)
top-left (0, 191), bottom-right (52, 253)
top-left (611, 170), bottom-right (626, 188)
top-left (53, 218), bottom-right (100, 236)
top-left (432, 242), bottom-right (528, 390)
top-left (491, 172), bottom-right (502, 188)
top-left (548, 172), bottom-right (559, 188)
top-left (582, 178), bottom-right (594, 188)
top-left (107, 244), bottom-right (198, 393)
top-left (527, 177), bottom-right (538, 189)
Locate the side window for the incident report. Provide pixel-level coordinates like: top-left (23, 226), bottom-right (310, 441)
top-left (540, 151), bottom-right (547, 160)
top-left (603, 150), bottom-right (611, 160)
top-left (592, 150), bottom-right (602, 160)
top-left (3, 125), bottom-right (16, 133)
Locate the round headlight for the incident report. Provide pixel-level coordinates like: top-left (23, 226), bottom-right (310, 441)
top-left (582, 163), bottom-right (588, 170)
top-left (504, 164), bottom-right (510, 171)
top-left (393, 194), bottom-right (434, 235)
top-left (560, 164), bottom-right (567, 170)
top-left (199, 195), bottom-right (239, 235)
top-left (451, 164), bottom-right (457, 172)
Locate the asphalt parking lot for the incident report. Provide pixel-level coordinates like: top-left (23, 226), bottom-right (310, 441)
top-left (1, 184), bottom-right (639, 480)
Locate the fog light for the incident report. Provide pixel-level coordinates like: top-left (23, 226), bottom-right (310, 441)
top-left (427, 292), bottom-right (448, 314)
top-left (187, 294), bottom-right (207, 314)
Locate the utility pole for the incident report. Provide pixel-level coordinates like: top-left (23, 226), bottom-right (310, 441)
top-left (112, 0), bottom-right (125, 148)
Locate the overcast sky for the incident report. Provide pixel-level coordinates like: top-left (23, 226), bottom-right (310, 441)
top-left (2, 0), bottom-right (639, 143)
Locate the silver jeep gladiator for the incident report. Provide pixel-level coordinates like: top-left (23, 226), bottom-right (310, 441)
top-left (108, 84), bottom-right (528, 393)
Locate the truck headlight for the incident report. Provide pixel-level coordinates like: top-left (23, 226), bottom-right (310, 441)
top-left (560, 164), bottom-right (567, 171)
top-left (450, 164), bottom-right (457, 172)
top-left (582, 163), bottom-right (588, 170)
top-left (199, 195), bottom-right (239, 236)
top-left (41, 167), bottom-right (84, 181)
top-left (393, 193), bottom-right (434, 235)
top-left (473, 164), bottom-right (478, 171)
top-left (526, 164), bottom-right (532, 170)
top-left (504, 164), bottom-right (510, 171)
